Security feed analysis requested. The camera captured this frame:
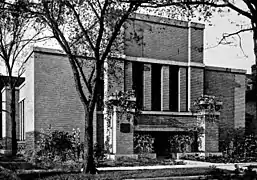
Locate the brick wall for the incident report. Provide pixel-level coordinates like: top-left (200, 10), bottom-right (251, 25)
top-left (22, 48), bottom-right (91, 147)
top-left (124, 20), bottom-right (144, 57)
top-left (116, 112), bottom-right (134, 154)
top-left (204, 67), bottom-right (246, 140)
top-left (179, 67), bottom-right (187, 111)
top-left (33, 50), bottom-right (86, 140)
top-left (205, 120), bottom-right (219, 152)
top-left (190, 67), bottom-right (204, 107)
top-left (125, 17), bottom-right (188, 62)
top-left (124, 61), bottom-right (133, 91)
top-left (136, 114), bottom-right (197, 127)
top-left (143, 64), bottom-right (151, 110)
top-left (234, 74), bottom-right (245, 128)
top-left (161, 66), bottom-right (169, 111)
top-left (191, 27), bottom-right (204, 63)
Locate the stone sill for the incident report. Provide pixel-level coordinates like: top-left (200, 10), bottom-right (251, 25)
top-left (141, 111), bottom-right (197, 116)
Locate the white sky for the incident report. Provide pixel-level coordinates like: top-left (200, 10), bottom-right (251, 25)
top-left (204, 9), bottom-right (254, 73)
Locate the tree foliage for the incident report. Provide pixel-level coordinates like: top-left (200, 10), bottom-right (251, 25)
top-left (0, 0), bottom-right (46, 155)
top-left (16, 0), bottom-right (142, 173)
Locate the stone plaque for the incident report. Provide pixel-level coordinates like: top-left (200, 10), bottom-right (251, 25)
top-left (120, 123), bottom-right (131, 133)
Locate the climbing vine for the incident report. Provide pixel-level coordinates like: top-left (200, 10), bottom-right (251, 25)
top-left (191, 95), bottom-right (222, 113)
top-left (104, 90), bottom-right (141, 153)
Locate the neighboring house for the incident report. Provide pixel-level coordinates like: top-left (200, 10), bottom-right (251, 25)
top-left (246, 64), bottom-right (256, 134)
top-left (0, 76), bottom-right (25, 150)
top-left (1, 14), bottom-right (246, 157)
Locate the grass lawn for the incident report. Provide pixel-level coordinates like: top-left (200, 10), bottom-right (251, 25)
top-left (32, 167), bottom-right (214, 180)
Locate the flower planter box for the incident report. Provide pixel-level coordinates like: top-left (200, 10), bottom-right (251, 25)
top-left (108, 96), bottom-right (136, 107)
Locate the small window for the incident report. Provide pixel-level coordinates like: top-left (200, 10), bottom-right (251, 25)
top-left (19, 99), bottom-right (25, 141)
top-left (120, 123), bottom-right (131, 133)
top-left (132, 62), bottom-right (144, 109)
top-left (151, 64), bottom-right (162, 111)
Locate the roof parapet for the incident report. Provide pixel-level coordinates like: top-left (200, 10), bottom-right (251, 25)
top-left (130, 13), bottom-right (205, 29)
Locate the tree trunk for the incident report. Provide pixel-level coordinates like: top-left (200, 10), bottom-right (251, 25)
top-left (83, 107), bottom-right (96, 174)
top-left (10, 84), bottom-right (17, 156)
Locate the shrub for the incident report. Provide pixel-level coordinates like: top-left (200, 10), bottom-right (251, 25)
top-left (37, 130), bottom-right (73, 162)
top-left (133, 133), bottom-right (154, 154)
top-left (220, 128), bottom-right (257, 158)
top-left (23, 127), bottom-right (84, 169)
top-left (168, 134), bottom-right (193, 153)
top-left (70, 128), bottom-right (84, 161)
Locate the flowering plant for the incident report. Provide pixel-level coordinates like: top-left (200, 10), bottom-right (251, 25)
top-left (191, 95), bottom-right (222, 113)
top-left (169, 134), bottom-right (193, 153)
top-left (133, 133), bottom-right (155, 154)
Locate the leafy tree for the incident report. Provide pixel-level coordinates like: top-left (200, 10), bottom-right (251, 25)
top-left (0, 0), bottom-right (46, 155)
top-left (16, 0), bottom-right (143, 173)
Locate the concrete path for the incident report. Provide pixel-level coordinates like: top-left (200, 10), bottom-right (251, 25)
top-left (97, 160), bottom-right (257, 172)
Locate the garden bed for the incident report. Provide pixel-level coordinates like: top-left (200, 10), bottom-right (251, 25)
top-left (97, 157), bottom-right (185, 167)
top-left (182, 154), bottom-right (257, 164)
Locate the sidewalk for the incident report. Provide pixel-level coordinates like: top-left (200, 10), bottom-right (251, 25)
top-left (97, 160), bottom-right (257, 172)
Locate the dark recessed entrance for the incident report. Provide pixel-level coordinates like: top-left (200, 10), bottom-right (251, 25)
top-left (151, 131), bottom-right (198, 157)
top-left (152, 131), bottom-right (170, 156)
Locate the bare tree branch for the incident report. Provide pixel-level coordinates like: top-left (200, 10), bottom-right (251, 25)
top-left (237, 33), bottom-right (248, 58)
top-left (74, 58), bottom-right (93, 94)
top-left (1, 109), bottom-right (10, 114)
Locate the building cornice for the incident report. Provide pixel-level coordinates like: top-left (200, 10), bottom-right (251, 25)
top-left (205, 66), bottom-right (246, 74)
top-left (141, 111), bottom-right (197, 116)
top-left (125, 56), bottom-right (205, 68)
top-left (129, 13), bottom-right (205, 29)
top-left (33, 47), bottom-right (66, 56)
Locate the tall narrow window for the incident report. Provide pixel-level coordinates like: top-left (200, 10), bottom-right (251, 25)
top-left (132, 62), bottom-right (143, 109)
top-left (19, 99), bottom-right (25, 141)
top-left (151, 64), bottom-right (162, 111)
top-left (169, 66), bottom-right (179, 111)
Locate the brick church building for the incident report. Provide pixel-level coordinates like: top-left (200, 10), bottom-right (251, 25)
top-left (1, 14), bottom-right (246, 157)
